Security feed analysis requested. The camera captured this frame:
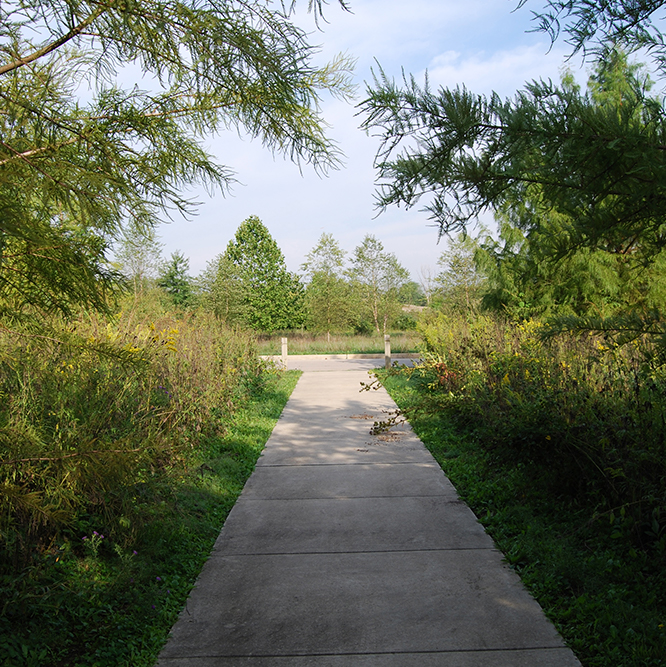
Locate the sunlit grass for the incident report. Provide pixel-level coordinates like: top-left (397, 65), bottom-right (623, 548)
top-left (0, 368), bottom-right (300, 666)
top-left (256, 331), bottom-right (420, 355)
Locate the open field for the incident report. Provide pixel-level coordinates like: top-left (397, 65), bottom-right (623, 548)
top-left (256, 331), bottom-right (420, 355)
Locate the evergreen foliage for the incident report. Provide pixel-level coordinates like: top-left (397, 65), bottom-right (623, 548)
top-left (224, 216), bottom-right (304, 332)
top-left (362, 28), bottom-right (666, 345)
top-left (158, 251), bottom-right (192, 307)
top-left (528, 0), bottom-right (666, 71)
top-left (464, 55), bottom-right (666, 323)
top-left (361, 49), bottom-right (666, 261)
top-left (0, 0), bottom-right (354, 325)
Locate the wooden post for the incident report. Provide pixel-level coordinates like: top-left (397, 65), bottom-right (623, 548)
top-left (384, 334), bottom-right (391, 370)
top-left (281, 337), bottom-right (288, 369)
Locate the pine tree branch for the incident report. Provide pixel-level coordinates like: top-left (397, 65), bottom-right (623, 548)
top-left (0, 137), bottom-right (78, 166)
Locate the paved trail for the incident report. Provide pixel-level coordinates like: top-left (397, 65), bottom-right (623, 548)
top-left (157, 357), bottom-right (581, 666)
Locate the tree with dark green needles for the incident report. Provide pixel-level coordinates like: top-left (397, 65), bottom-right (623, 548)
top-left (158, 251), bottom-right (192, 307)
top-left (361, 49), bottom-right (666, 261)
top-left (360, 1), bottom-right (666, 345)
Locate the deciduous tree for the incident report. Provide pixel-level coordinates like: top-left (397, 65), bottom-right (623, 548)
top-left (348, 235), bottom-right (409, 333)
top-left (198, 255), bottom-right (248, 325)
top-left (224, 216), bottom-right (303, 331)
top-left (436, 233), bottom-right (486, 313)
top-left (115, 225), bottom-right (164, 295)
top-left (301, 233), bottom-right (351, 337)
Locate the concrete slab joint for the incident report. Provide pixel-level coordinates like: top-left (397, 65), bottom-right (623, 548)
top-left (157, 357), bottom-right (581, 667)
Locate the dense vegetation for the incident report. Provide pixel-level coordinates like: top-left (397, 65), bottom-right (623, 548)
top-left (5, 1), bottom-right (666, 665)
top-left (198, 223), bottom-right (421, 335)
top-left (378, 312), bottom-right (666, 665)
top-left (360, 6), bottom-right (666, 661)
top-left (0, 290), bottom-right (300, 665)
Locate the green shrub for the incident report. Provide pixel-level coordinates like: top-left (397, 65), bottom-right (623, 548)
top-left (0, 294), bottom-right (262, 565)
top-left (381, 311), bottom-right (666, 665)
top-left (413, 312), bottom-right (666, 548)
top-left (0, 292), bottom-right (292, 665)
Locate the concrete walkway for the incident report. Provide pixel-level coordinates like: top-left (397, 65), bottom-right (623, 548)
top-left (157, 357), bottom-right (581, 666)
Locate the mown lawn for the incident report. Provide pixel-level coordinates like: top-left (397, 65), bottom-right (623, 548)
top-left (256, 331), bottom-right (420, 355)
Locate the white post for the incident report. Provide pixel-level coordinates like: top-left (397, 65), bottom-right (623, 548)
top-left (281, 337), bottom-right (288, 369)
top-left (384, 334), bottom-right (391, 370)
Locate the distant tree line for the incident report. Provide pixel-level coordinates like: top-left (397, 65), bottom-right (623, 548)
top-left (123, 42), bottom-right (666, 343)
top-left (115, 216), bottom-right (437, 334)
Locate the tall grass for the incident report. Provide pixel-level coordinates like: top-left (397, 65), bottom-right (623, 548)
top-left (256, 330), bottom-right (420, 355)
top-left (380, 310), bottom-right (666, 665)
top-left (1, 295), bottom-right (261, 561)
top-left (415, 311), bottom-right (666, 529)
top-left (0, 291), bottom-right (293, 665)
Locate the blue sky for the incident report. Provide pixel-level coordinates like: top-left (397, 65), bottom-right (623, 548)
top-left (156, 0), bottom-right (585, 280)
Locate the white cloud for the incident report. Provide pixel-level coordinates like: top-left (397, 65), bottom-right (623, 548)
top-left (425, 43), bottom-right (580, 99)
top-left (155, 0), bottom-right (584, 280)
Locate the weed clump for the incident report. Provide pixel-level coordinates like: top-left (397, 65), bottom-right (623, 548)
top-left (0, 292), bottom-right (290, 665)
top-left (380, 310), bottom-right (666, 665)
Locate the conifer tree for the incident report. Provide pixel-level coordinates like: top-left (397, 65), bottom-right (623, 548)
top-left (0, 0), bottom-right (354, 325)
top-left (361, 49), bottom-right (666, 262)
top-left (361, 13), bottom-right (666, 344)
top-left (469, 55), bottom-right (666, 322)
top-left (158, 251), bottom-right (192, 307)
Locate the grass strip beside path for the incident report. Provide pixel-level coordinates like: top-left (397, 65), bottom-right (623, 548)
top-left (379, 369), bottom-right (666, 667)
top-left (0, 370), bottom-right (301, 667)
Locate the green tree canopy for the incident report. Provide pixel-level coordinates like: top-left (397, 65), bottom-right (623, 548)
top-left (527, 0), bottom-right (666, 71)
top-left (300, 233), bottom-right (347, 281)
top-left (465, 56), bottom-right (666, 322)
top-left (301, 233), bottom-right (352, 336)
top-left (115, 225), bottom-right (164, 295)
top-left (224, 215), bottom-right (303, 331)
top-left (436, 233), bottom-right (486, 313)
top-left (360, 47), bottom-right (666, 263)
top-left (348, 234), bottom-right (409, 333)
top-left (158, 251), bottom-right (192, 307)
top-left (197, 254), bottom-right (248, 325)
top-left (397, 281), bottom-right (426, 306)
top-left (0, 0), bottom-right (354, 326)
